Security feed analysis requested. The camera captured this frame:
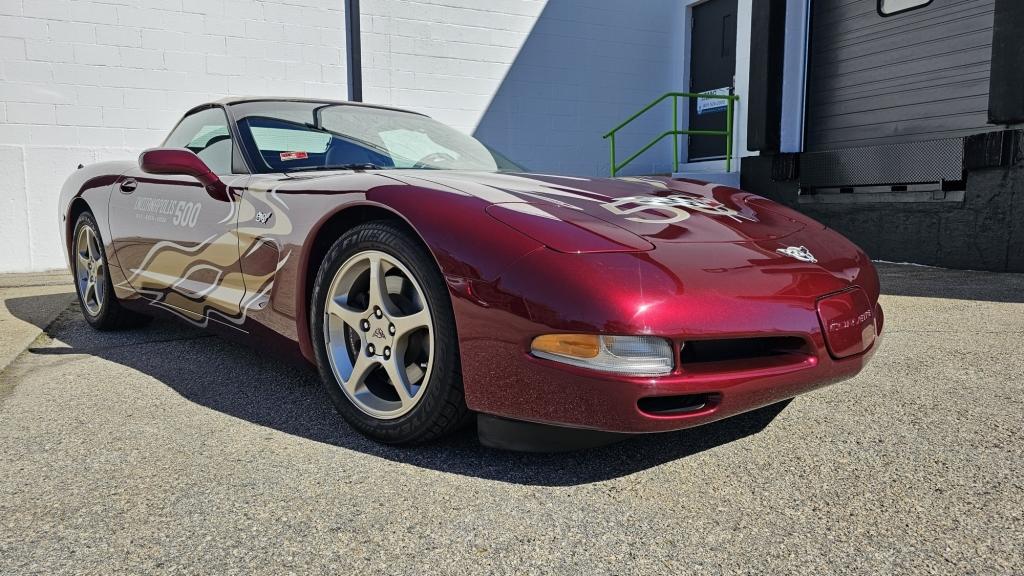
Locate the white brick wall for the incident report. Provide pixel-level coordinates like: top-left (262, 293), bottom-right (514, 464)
top-left (0, 0), bottom-right (347, 272)
top-left (2, 0), bottom-right (753, 272)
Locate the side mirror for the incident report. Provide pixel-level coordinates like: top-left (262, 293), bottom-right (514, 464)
top-left (139, 147), bottom-right (227, 200)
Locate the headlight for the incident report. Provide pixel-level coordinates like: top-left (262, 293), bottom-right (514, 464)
top-left (531, 334), bottom-right (674, 376)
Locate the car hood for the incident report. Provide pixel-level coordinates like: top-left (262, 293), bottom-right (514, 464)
top-left (386, 171), bottom-right (806, 251)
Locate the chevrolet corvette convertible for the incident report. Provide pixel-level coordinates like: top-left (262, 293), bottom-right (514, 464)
top-left (59, 97), bottom-right (882, 449)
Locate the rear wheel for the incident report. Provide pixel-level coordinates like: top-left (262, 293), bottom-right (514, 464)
top-left (72, 212), bottom-right (150, 330)
top-left (311, 222), bottom-right (468, 444)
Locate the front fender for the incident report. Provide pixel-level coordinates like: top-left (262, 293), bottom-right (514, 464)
top-left (58, 161), bottom-right (134, 268)
top-left (365, 183), bottom-right (543, 281)
top-left (276, 175), bottom-right (543, 363)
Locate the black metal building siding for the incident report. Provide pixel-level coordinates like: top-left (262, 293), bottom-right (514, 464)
top-left (805, 0), bottom-right (996, 152)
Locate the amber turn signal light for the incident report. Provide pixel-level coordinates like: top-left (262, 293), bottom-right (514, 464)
top-left (531, 334), bottom-right (601, 359)
top-left (530, 334), bottom-right (675, 376)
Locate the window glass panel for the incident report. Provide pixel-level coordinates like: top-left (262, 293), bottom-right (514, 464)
top-left (249, 126), bottom-right (331, 152)
top-left (378, 129), bottom-right (460, 169)
top-left (238, 115), bottom-right (395, 172)
top-left (319, 106), bottom-right (498, 170)
top-left (879, 0), bottom-right (931, 15)
top-left (195, 139), bottom-right (232, 175)
top-left (228, 100), bottom-right (527, 173)
top-left (164, 107), bottom-right (234, 174)
top-left (188, 125), bottom-right (229, 148)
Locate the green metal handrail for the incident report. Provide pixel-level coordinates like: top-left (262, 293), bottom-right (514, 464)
top-left (603, 91), bottom-right (739, 177)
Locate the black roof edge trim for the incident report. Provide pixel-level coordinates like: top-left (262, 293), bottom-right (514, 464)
top-left (191, 97), bottom-right (429, 118)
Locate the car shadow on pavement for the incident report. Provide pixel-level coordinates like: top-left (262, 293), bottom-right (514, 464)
top-left (12, 296), bottom-right (788, 487)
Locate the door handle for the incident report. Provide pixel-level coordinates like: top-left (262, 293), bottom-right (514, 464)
top-left (119, 178), bottom-right (137, 193)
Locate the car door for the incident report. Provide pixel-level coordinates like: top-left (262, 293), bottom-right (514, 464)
top-left (108, 106), bottom-right (249, 327)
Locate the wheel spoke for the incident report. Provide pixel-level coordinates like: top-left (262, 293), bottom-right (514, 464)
top-left (391, 309), bottom-right (430, 341)
top-left (366, 254), bottom-right (395, 316)
top-left (344, 351), bottom-right (376, 395)
top-left (383, 359), bottom-right (414, 407)
top-left (77, 251), bottom-right (91, 272)
top-left (86, 229), bottom-right (101, 262)
top-left (85, 279), bottom-right (96, 304)
top-left (326, 296), bottom-right (364, 331)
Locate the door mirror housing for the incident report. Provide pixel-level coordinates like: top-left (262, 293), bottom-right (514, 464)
top-left (139, 148), bottom-right (228, 200)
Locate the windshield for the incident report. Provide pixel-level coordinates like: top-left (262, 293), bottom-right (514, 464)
top-left (230, 101), bottom-right (523, 173)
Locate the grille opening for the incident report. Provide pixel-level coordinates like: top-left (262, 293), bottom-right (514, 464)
top-left (680, 336), bottom-right (808, 364)
top-left (638, 394), bottom-right (715, 416)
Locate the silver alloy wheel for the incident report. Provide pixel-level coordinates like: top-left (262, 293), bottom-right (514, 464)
top-left (75, 223), bottom-right (106, 316)
top-left (323, 250), bottom-right (434, 420)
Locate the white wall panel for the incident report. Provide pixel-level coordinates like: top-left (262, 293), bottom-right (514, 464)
top-left (0, 0), bottom-right (348, 272)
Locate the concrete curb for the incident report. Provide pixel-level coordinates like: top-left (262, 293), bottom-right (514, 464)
top-left (0, 271), bottom-right (76, 374)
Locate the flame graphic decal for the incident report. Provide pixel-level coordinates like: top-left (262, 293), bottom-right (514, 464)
top-left (125, 181), bottom-right (293, 330)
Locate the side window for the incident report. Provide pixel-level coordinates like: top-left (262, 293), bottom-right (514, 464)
top-left (164, 108), bottom-right (234, 174)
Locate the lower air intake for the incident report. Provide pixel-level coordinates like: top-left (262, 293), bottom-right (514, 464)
top-left (637, 394), bottom-right (716, 416)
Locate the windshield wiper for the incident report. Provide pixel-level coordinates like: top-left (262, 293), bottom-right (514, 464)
top-left (284, 163), bottom-right (384, 173)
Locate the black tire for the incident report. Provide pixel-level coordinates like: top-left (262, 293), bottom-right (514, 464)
top-left (310, 221), bottom-right (469, 444)
top-left (71, 212), bottom-right (151, 331)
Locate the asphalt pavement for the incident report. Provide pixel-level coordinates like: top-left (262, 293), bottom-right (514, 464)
top-left (0, 263), bottom-right (1021, 575)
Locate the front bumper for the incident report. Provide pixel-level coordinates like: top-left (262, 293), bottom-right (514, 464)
top-left (450, 237), bottom-right (883, 434)
top-left (462, 326), bottom-right (880, 434)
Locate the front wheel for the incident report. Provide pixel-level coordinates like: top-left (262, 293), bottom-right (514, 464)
top-left (310, 222), bottom-right (468, 444)
top-left (72, 212), bottom-right (150, 330)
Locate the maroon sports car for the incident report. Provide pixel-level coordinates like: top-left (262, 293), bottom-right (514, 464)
top-left (59, 97), bottom-right (882, 449)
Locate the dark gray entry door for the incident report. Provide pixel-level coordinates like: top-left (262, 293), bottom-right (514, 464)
top-left (688, 0), bottom-right (737, 161)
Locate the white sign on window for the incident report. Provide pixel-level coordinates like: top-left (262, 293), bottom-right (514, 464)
top-left (696, 87), bottom-right (731, 115)
top-left (879, 0), bottom-right (931, 15)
